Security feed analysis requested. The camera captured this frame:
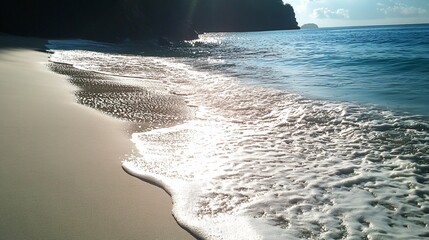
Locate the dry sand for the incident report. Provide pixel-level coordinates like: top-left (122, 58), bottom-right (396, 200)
top-left (0, 35), bottom-right (194, 239)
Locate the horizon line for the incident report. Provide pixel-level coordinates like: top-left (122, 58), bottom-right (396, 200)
top-left (310, 22), bottom-right (429, 29)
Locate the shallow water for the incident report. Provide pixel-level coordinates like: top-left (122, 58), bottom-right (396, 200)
top-left (48, 24), bottom-right (429, 239)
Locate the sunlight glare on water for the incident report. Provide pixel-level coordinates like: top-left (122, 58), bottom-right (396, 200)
top-left (48, 25), bottom-right (429, 239)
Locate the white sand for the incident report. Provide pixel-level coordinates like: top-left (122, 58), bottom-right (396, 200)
top-left (0, 36), bottom-right (194, 239)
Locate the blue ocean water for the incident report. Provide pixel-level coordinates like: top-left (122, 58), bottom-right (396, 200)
top-left (48, 24), bottom-right (429, 240)
top-left (186, 24), bottom-right (429, 115)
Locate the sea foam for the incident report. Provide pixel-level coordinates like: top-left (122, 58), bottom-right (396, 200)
top-left (47, 33), bottom-right (429, 239)
top-left (120, 58), bottom-right (428, 239)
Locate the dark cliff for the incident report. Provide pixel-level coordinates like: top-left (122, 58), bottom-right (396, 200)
top-left (0, 0), bottom-right (299, 41)
top-left (193, 0), bottom-right (299, 32)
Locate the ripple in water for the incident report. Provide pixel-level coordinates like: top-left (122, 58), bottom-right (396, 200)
top-left (48, 40), bottom-right (429, 239)
top-left (120, 60), bottom-right (429, 239)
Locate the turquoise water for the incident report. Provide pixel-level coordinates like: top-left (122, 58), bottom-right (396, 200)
top-left (48, 24), bottom-right (429, 239)
top-left (186, 24), bottom-right (429, 114)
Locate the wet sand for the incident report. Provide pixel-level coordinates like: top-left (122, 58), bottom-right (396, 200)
top-left (0, 35), bottom-right (194, 239)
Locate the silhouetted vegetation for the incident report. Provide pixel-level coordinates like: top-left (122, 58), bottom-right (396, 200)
top-left (0, 0), bottom-right (137, 41)
top-left (193, 0), bottom-right (299, 32)
top-left (0, 0), bottom-right (299, 41)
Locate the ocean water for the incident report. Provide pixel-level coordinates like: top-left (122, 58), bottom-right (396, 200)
top-left (47, 24), bottom-right (429, 239)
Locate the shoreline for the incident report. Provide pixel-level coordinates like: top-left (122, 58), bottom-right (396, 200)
top-left (0, 35), bottom-right (194, 239)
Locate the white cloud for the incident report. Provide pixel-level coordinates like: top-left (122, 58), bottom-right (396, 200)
top-left (285, 0), bottom-right (324, 14)
top-left (378, 3), bottom-right (427, 16)
top-left (289, 0), bottom-right (312, 14)
top-left (312, 7), bottom-right (350, 19)
top-left (285, 0), bottom-right (429, 27)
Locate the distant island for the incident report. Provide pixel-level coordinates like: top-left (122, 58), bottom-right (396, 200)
top-left (0, 0), bottom-right (300, 41)
top-left (301, 23), bottom-right (319, 29)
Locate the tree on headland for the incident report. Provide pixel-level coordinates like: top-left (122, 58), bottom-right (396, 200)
top-left (0, 0), bottom-right (299, 41)
top-left (0, 0), bottom-right (125, 40)
top-left (193, 0), bottom-right (299, 32)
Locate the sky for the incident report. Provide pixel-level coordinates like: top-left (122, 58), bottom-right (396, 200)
top-left (284, 0), bottom-right (429, 27)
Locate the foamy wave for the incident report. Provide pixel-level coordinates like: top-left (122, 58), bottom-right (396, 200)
top-left (48, 40), bottom-right (429, 239)
top-left (123, 59), bottom-right (428, 239)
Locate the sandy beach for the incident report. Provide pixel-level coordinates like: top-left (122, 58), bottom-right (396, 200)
top-left (0, 35), bottom-right (194, 239)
